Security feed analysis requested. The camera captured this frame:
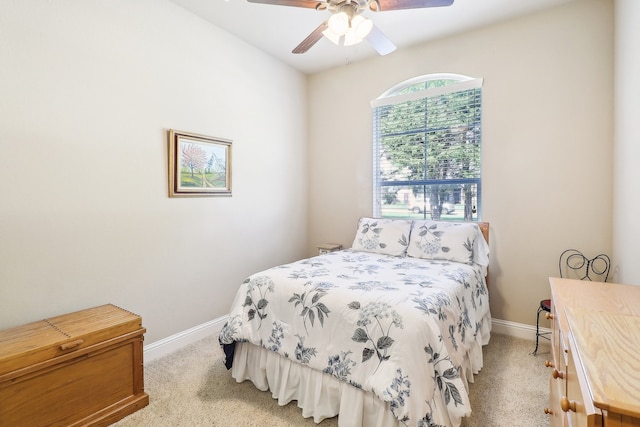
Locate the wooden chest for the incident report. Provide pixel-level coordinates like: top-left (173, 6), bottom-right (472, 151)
top-left (0, 304), bottom-right (149, 426)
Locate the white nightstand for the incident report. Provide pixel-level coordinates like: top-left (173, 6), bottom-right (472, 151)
top-left (317, 243), bottom-right (342, 255)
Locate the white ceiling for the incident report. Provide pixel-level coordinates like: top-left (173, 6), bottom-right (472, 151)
top-left (169, 0), bottom-right (575, 74)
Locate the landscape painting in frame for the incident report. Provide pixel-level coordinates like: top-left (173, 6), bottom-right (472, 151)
top-left (169, 130), bottom-right (232, 197)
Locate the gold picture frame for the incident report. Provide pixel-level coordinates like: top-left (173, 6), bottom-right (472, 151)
top-left (168, 130), bottom-right (232, 197)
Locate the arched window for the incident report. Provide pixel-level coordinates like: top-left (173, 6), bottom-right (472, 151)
top-left (372, 73), bottom-right (483, 221)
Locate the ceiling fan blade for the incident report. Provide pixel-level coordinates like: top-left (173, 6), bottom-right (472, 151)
top-left (370, 0), bottom-right (453, 12)
top-left (366, 25), bottom-right (396, 56)
top-left (248, 0), bottom-right (324, 9)
top-left (292, 22), bottom-right (329, 54)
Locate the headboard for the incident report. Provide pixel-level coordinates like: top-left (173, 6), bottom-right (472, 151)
top-left (477, 221), bottom-right (489, 245)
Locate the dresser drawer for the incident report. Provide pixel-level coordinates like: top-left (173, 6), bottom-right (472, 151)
top-left (603, 413), bottom-right (640, 427)
top-left (564, 333), bottom-right (601, 427)
top-left (549, 375), bottom-right (566, 427)
top-left (548, 323), bottom-right (568, 427)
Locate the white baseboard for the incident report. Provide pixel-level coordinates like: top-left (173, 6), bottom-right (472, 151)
top-left (143, 315), bottom-right (548, 362)
top-left (491, 318), bottom-right (551, 341)
top-left (143, 315), bottom-right (228, 363)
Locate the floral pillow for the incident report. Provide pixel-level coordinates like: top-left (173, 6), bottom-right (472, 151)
top-left (407, 220), bottom-right (480, 264)
top-left (351, 217), bottom-right (412, 257)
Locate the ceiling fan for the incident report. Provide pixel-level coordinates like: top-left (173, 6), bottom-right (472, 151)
top-left (247, 0), bottom-right (455, 55)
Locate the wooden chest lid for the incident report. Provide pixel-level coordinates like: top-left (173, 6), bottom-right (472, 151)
top-left (0, 304), bottom-right (144, 377)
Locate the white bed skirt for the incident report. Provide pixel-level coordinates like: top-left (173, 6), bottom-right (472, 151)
top-left (230, 313), bottom-right (491, 427)
top-left (232, 341), bottom-right (400, 427)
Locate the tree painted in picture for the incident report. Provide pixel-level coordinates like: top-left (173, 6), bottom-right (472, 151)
top-left (180, 142), bottom-right (227, 188)
top-left (181, 143), bottom-right (207, 178)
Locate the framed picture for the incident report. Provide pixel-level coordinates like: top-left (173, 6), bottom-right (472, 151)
top-left (168, 130), bottom-right (232, 197)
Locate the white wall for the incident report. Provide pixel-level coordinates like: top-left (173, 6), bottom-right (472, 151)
top-left (613, 0), bottom-right (640, 284)
top-left (0, 0), bottom-right (308, 343)
top-left (307, 0), bottom-right (614, 325)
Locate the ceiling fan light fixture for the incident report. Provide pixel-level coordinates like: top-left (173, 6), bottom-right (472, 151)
top-left (327, 12), bottom-right (349, 36)
top-left (343, 27), bottom-right (362, 46)
top-left (351, 15), bottom-right (373, 39)
top-left (322, 27), bottom-right (341, 45)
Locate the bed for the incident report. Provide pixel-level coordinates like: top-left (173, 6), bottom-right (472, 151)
top-left (219, 218), bottom-right (491, 427)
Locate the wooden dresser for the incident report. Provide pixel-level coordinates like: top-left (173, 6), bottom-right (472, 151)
top-left (547, 277), bottom-right (640, 427)
top-left (0, 304), bottom-right (149, 426)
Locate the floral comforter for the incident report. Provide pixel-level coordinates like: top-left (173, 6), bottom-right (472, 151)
top-left (220, 249), bottom-right (490, 427)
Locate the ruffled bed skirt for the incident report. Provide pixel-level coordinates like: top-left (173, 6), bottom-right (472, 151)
top-left (230, 313), bottom-right (492, 427)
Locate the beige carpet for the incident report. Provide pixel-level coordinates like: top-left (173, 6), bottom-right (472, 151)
top-left (113, 333), bottom-right (552, 427)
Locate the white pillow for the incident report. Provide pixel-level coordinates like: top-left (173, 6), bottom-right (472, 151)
top-left (351, 217), bottom-right (412, 257)
top-left (407, 220), bottom-right (480, 264)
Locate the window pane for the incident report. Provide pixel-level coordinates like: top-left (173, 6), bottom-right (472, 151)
top-left (379, 183), bottom-right (479, 221)
top-left (377, 90), bottom-right (480, 182)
